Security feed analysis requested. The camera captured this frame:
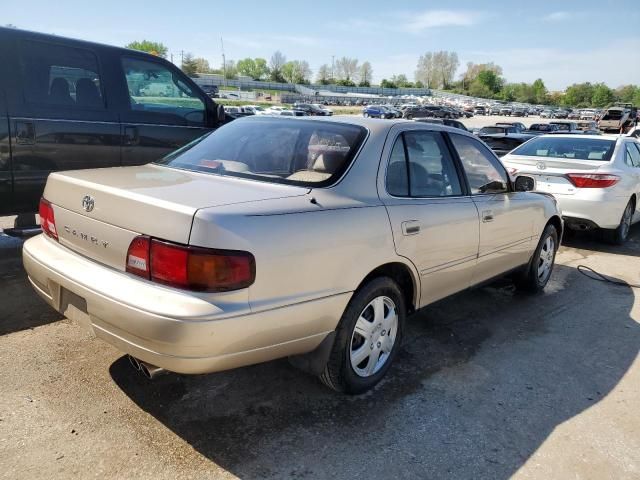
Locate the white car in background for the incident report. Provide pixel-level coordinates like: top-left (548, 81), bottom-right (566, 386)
top-left (501, 134), bottom-right (640, 244)
top-left (243, 105), bottom-right (268, 115)
top-left (265, 106), bottom-right (287, 115)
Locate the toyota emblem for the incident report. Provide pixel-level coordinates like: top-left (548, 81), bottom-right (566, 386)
top-left (82, 195), bottom-right (95, 212)
top-left (536, 161), bottom-right (546, 171)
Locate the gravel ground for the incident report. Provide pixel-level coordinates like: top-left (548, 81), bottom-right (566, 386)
top-left (1, 222), bottom-right (639, 479)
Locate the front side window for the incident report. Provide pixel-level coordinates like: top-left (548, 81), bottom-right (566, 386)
top-left (450, 134), bottom-right (509, 195)
top-left (21, 40), bottom-right (104, 109)
top-left (156, 118), bottom-right (367, 186)
top-left (121, 57), bottom-right (204, 125)
top-left (385, 131), bottom-right (462, 197)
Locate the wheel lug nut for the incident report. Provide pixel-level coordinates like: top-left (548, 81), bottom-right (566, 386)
top-left (370, 344), bottom-right (374, 350)
top-left (381, 330), bottom-right (386, 336)
top-left (377, 342), bottom-right (381, 348)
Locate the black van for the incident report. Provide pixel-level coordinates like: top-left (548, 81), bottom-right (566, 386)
top-left (0, 27), bottom-right (224, 219)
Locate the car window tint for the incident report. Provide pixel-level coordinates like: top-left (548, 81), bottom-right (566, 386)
top-left (20, 40), bottom-right (104, 109)
top-left (386, 136), bottom-right (409, 196)
top-left (450, 134), bottom-right (509, 195)
top-left (626, 143), bottom-right (640, 167)
top-left (403, 131), bottom-right (462, 197)
top-left (121, 56), bottom-right (205, 126)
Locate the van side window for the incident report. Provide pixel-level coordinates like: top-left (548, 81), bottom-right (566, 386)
top-left (20, 40), bottom-right (104, 109)
top-left (121, 57), bottom-right (205, 126)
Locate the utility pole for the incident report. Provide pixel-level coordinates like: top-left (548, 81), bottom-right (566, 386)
top-left (221, 37), bottom-right (226, 88)
top-left (180, 50), bottom-right (184, 67)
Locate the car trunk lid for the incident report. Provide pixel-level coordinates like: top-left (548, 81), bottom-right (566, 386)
top-left (505, 155), bottom-right (611, 195)
top-left (44, 164), bottom-right (309, 270)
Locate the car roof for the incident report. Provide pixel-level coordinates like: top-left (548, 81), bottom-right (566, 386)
top-left (536, 134), bottom-right (620, 141)
top-left (231, 115), bottom-right (475, 138)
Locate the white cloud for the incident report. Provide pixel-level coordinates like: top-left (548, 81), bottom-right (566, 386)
top-left (544, 11), bottom-right (570, 22)
top-left (403, 10), bottom-right (484, 33)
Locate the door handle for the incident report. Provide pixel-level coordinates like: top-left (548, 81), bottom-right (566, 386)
top-left (123, 126), bottom-right (139, 146)
top-left (15, 121), bottom-right (35, 145)
top-left (401, 220), bottom-right (421, 235)
top-left (482, 210), bottom-right (494, 222)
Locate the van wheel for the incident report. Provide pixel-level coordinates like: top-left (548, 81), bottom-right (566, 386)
top-left (516, 224), bottom-right (558, 293)
top-left (320, 277), bottom-right (405, 394)
top-left (604, 199), bottom-right (634, 245)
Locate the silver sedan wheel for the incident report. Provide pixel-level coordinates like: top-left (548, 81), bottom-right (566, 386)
top-left (537, 235), bottom-right (555, 283)
top-left (349, 296), bottom-right (398, 377)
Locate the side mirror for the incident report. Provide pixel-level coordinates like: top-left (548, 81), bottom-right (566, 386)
top-left (515, 175), bottom-right (536, 192)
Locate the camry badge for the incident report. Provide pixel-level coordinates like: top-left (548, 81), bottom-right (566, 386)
top-left (82, 195), bottom-right (95, 212)
top-left (536, 162), bottom-right (546, 171)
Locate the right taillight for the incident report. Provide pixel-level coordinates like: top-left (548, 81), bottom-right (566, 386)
top-left (125, 235), bottom-right (255, 292)
top-left (566, 173), bottom-right (620, 188)
top-left (38, 197), bottom-right (58, 241)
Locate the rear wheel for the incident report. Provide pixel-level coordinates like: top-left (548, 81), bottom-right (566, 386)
top-left (516, 224), bottom-right (558, 292)
top-left (363, 112), bottom-right (369, 118)
top-left (320, 277), bottom-right (405, 394)
top-left (604, 199), bottom-right (634, 245)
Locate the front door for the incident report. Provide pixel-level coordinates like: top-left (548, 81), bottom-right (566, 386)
top-left (380, 128), bottom-right (480, 306)
top-left (10, 39), bottom-right (121, 213)
top-left (118, 55), bottom-right (211, 166)
top-left (448, 133), bottom-right (536, 285)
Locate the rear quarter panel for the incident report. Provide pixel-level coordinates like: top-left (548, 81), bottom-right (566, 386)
top-left (190, 191), bottom-right (419, 318)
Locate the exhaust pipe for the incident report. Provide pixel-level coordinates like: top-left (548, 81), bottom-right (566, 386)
top-left (127, 354), bottom-right (167, 379)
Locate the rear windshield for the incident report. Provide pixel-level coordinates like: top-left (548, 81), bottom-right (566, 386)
top-left (530, 124), bottom-right (555, 131)
top-left (156, 118), bottom-right (367, 186)
top-left (511, 137), bottom-right (615, 161)
top-left (479, 127), bottom-right (507, 134)
top-left (602, 110), bottom-right (624, 120)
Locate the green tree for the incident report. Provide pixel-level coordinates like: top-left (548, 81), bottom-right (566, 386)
top-left (476, 70), bottom-right (503, 94)
top-left (634, 89), bottom-right (640, 107)
top-left (615, 85), bottom-right (638, 103)
top-left (564, 83), bottom-right (595, 107)
top-left (591, 83), bottom-right (615, 108)
top-left (125, 40), bottom-right (168, 58)
top-left (193, 58), bottom-right (210, 74)
top-left (181, 53), bottom-right (199, 76)
top-left (415, 80), bottom-right (424, 88)
top-left (380, 79), bottom-right (397, 89)
top-left (532, 78), bottom-right (548, 104)
top-left (236, 58), bottom-right (269, 80)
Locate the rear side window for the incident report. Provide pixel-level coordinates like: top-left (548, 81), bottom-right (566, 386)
top-left (157, 118), bottom-right (367, 187)
top-left (121, 56), bottom-right (205, 126)
top-left (20, 40), bottom-right (104, 108)
top-left (450, 134), bottom-right (509, 195)
top-left (385, 131), bottom-right (463, 197)
top-left (625, 143), bottom-right (640, 167)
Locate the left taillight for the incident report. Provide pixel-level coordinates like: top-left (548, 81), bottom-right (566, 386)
top-left (38, 197), bottom-right (58, 241)
top-left (125, 236), bottom-right (255, 292)
top-left (566, 173), bottom-right (620, 188)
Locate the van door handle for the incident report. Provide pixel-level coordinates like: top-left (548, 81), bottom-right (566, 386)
top-left (401, 220), bottom-right (421, 235)
top-left (482, 210), bottom-right (494, 222)
top-left (123, 126), bottom-right (139, 146)
top-left (15, 121), bottom-right (35, 145)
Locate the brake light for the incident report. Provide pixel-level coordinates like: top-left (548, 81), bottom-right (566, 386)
top-left (38, 198), bottom-right (58, 240)
top-left (125, 236), bottom-right (255, 292)
top-left (566, 173), bottom-right (620, 188)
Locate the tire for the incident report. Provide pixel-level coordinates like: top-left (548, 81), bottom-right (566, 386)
top-left (320, 277), bottom-right (406, 394)
top-left (604, 199), bottom-right (634, 245)
top-left (516, 224), bottom-right (558, 293)
top-left (363, 113), bottom-right (369, 118)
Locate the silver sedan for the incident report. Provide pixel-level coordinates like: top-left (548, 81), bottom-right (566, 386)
top-left (24, 117), bottom-right (562, 394)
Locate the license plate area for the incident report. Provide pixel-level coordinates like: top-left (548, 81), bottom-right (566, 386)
top-left (60, 287), bottom-right (93, 335)
top-left (533, 175), bottom-right (576, 195)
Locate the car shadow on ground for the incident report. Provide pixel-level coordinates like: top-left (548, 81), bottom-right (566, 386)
top-left (110, 263), bottom-right (640, 479)
top-left (561, 223), bottom-right (640, 256)
top-left (0, 256), bottom-right (63, 336)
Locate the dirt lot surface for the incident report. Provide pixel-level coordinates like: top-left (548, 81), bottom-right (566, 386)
top-left (1, 221), bottom-right (640, 480)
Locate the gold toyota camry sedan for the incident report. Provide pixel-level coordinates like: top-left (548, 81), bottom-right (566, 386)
top-left (23, 116), bottom-right (562, 394)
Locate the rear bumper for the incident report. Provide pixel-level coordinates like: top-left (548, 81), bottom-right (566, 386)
top-left (555, 193), bottom-right (629, 229)
top-left (23, 235), bottom-right (348, 374)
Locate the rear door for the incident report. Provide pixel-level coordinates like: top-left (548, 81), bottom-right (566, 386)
top-left (9, 38), bottom-right (121, 213)
top-left (623, 141), bottom-right (640, 220)
top-left (380, 127), bottom-right (480, 306)
top-left (449, 133), bottom-right (537, 285)
top-left (117, 54), bottom-right (211, 165)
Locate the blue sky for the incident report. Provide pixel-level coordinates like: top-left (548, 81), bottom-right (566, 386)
top-left (5, 0), bottom-right (640, 90)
